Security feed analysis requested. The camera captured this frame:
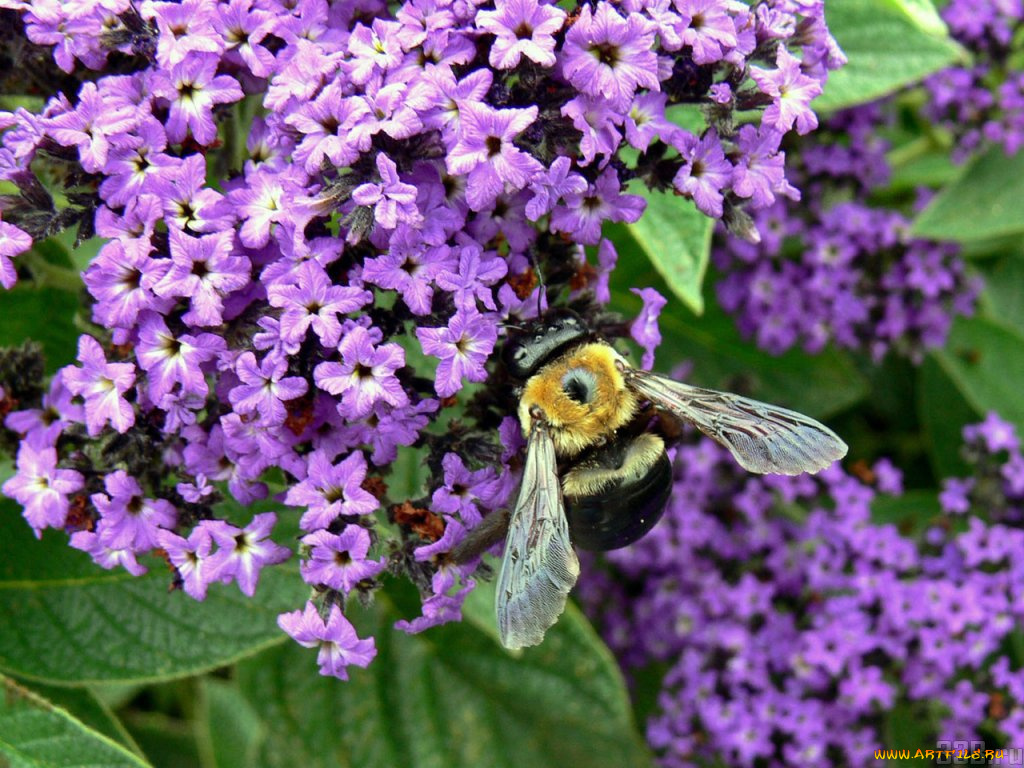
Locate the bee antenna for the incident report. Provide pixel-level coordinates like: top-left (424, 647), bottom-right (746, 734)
top-left (532, 254), bottom-right (547, 318)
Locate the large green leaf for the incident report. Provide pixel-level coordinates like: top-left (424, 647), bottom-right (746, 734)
top-left (236, 583), bottom-right (654, 768)
top-left (817, 0), bottom-right (962, 112)
top-left (912, 147), bottom-right (1024, 243)
top-left (916, 357), bottom-right (975, 479)
top-left (0, 502), bottom-right (307, 685)
top-left (0, 285), bottom-right (80, 374)
top-left (978, 255), bottom-right (1024, 337)
top-left (196, 679), bottom-right (264, 768)
top-left (0, 674), bottom-right (151, 768)
top-left (624, 187), bottom-right (713, 315)
top-left (931, 316), bottom-right (1024, 434)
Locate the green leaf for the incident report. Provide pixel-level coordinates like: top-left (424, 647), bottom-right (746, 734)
top-left (917, 357), bottom-right (974, 479)
top-left (817, 0), bottom-right (962, 113)
top-left (912, 147), bottom-right (1024, 243)
top-left (10, 680), bottom-right (143, 758)
top-left (0, 674), bottom-right (151, 768)
top-left (0, 501), bottom-right (307, 685)
top-left (121, 710), bottom-right (200, 768)
top-left (0, 286), bottom-right (80, 374)
top-left (871, 490), bottom-right (941, 533)
top-left (236, 585), bottom-right (654, 768)
top-left (978, 256), bottom-right (1024, 337)
top-left (878, 0), bottom-right (948, 37)
top-left (196, 680), bottom-right (264, 768)
top-left (930, 316), bottom-right (1024, 435)
top-left (624, 186), bottom-right (713, 315)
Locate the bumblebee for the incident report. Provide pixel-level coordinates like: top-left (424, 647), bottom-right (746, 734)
top-left (462, 310), bottom-right (848, 650)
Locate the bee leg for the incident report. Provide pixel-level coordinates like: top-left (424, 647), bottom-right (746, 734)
top-left (450, 507), bottom-right (512, 565)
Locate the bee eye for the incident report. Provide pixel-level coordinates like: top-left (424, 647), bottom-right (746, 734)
top-left (561, 368), bottom-right (597, 404)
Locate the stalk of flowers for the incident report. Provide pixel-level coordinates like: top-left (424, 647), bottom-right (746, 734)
top-left (577, 414), bottom-right (1024, 768)
top-left (923, 0), bottom-right (1024, 161)
top-left (0, 0), bottom-right (843, 679)
top-left (712, 103), bottom-right (981, 361)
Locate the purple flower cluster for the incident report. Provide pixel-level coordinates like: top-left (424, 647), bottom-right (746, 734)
top-left (578, 413), bottom-right (1024, 767)
top-left (0, 0), bottom-right (842, 678)
top-left (924, 0), bottom-right (1024, 161)
top-left (713, 105), bottom-right (980, 361)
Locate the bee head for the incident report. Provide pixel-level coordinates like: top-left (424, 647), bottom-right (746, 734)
top-left (503, 309), bottom-right (591, 380)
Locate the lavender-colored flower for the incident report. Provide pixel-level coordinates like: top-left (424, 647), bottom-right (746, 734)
top-left (630, 287), bottom-right (667, 369)
top-left (672, 0), bottom-right (738, 63)
top-left (474, 0), bottom-right (566, 69)
top-left (434, 242), bottom-right (508, 311)
top-left (393, 567), bottom-right (475, 634)
top-left (672, 130), bottom-right (732, 217)
top-left (151, 54), bottom-right (244, 145)
top-left (90, 470), bottom-right (177, 552)
top-left (157, 526), bottom-right (217, 600)
top-left (750, 46), bottom-right (823, 136)
top-left (2, 432), bottom-right (84, 536)
top-left (313, 326), bottom-right (408, 420)
top-left (445, 102), bottom-right (543, 211)
top-left (525, 156), bottom-right (588, 220)
top-left (267, 261), bottom-right (372, 349)
top-left (44, 82), bottom-right (136, 173)
top-left (550, 166), bottom-right (645, 245)
top-left (277, 602), bottom-right (377, 680)
top-left (205, 513), bottom-right (291, 596)
top-left (0, 217), bottom-right (32, 289)
top-left (560, 2), bottom-right (658, 110)
top-left (70, 529), bottom-right (148, 577)
top-left (228, 351), bottom-right (309, 425)
top-left (144, 0), bottom-right (224, 68)
top-left (300, 525), bottom-right (386, 592)
top-left (62, 335), bottom-right (136, 436)
top-left (415, 309), bottom-right (498, 397)
top-left (151, 228), bottom-right (250, 327)
top-left (351, 153), bottom-right (422, 231)
top-left (285, 450), bottom-right (379, 532)
top-left (136, 313), bottom-right (224, 401)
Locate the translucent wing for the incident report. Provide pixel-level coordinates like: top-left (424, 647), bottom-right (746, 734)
top-left (624, 367), bottom-right (848, 475)
top-left (495, 418), bottom-right (580, 650)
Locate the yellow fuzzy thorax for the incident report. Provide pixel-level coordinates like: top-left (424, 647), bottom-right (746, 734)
top-left (517, 343), bottom-right (639, 457)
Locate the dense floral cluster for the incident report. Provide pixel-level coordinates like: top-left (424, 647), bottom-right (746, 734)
top-left (0, 0), bottom-right (843, 677)
top-left (578, 413), bottom-right (1024, 768)
top-left (924, 0), bottom-right (1024, 161)
top-left (713, 104), bottom-right (980, 360)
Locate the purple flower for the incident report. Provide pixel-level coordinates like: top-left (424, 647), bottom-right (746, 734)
top-left (0, 217), bottom-right (32, 289)
top-left (351, 153), bottom-right (422, 231)
top-left (44, 82), bottom-right (136, 173)
top-left (550, 166), bottom-right (645, 245)
top-left (750, 46), bottom-right (823, 136)
top-left (525, 156), bottom-right (588, 220)
top-left (431, 452), bottom-right (504, 527)
top-left (285, 450), bottom-right (379, 532)
top-left (136, 313), bottom-right (224, 401)
top-left (731, 124), bottom-right (798, 210)
top-left (474, 0), bottom-right (566, 69)
top-left (157, 525), bottom-right (217, 600)
top-left (228, 351), bottom-right (310, 425)
top-left (205, 513), bottom-right (291, 596)
top-left (90, 470), bottom-right (177, 552)
top-left (434, 242), bottom-right (508, 311)
top-left (300, 524), bottom-right (386, 592)
top-left (965, 411), bottom-right (1020, 454)
top-left (152, 228), bottom-right (250, 327)
top-left (313, 326), bottom-right (409, 420)
top-left (151, 54), bottom-right (244, 145)
top-left (70, 529), bottom-right (148, 577)
top-left (277, 601), bottom-right (377, 680)
top-left (415, 309), bottom-right (499, 397)
top-left (144, 0), bottom-right (224, 69)
top-left (394, 568), bottom-right (475, 634)
top-left (62, 335), bottom-right (136, 436)
top-left (630, 287), bottom-right (667, 369)
top-left (672, 0), bottom-right (738, 64)
top-left (672, 130), bottom-right (732, 217)
top-left (267, 261), bottom-right (372, 349)
top-left (561, 95), bottom-right (623, 165)
top-left (228, 167), bottom-right (290, 249)
top-left (2, 431), bottom-right (84, 536)
top-left (560, 2), bottom-right (658, 110)
top-left (445, 101), bottom-right (543, 211)
top-left (346, 19), bottom-right (405, 86)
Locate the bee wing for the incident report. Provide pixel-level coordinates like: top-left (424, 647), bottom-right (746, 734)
top-left (625, 367), bottom-right (848, 475)
top-left (496, 419), bottom-right (580, 650)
